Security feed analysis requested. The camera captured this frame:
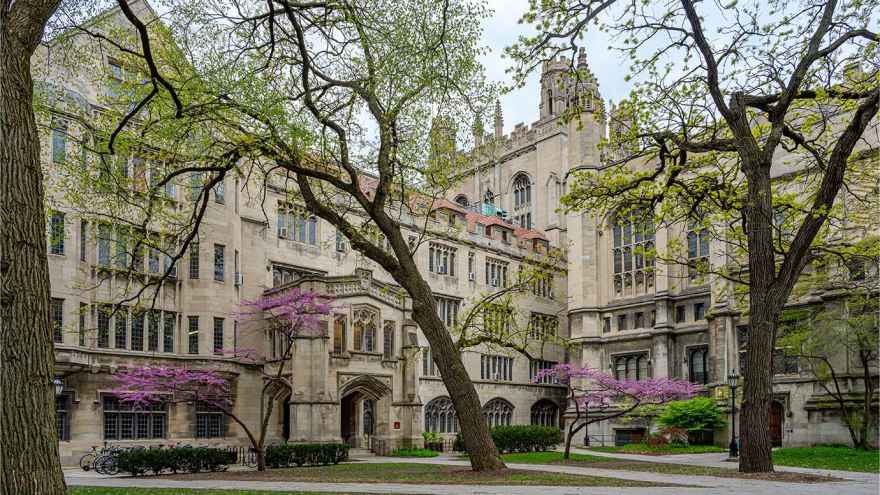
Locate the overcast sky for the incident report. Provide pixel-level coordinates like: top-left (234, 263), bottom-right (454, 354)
top-left (480, 0), bottom-right (632, 134)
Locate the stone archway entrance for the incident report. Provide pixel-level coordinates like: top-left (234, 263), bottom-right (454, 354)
top-left (339, 375), bottom-right (391, 451)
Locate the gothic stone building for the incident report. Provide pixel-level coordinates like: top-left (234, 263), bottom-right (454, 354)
top-left (37, 1), bottom-right (877, 465)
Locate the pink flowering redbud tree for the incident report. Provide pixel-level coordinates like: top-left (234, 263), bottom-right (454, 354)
top-left (111, 288), bottom-right (334, 471)
top-left (534, 364), bottom-right (699, 458)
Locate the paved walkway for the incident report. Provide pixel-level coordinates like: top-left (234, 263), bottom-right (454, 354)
top-left (65, 450), bottom-right (879, 495)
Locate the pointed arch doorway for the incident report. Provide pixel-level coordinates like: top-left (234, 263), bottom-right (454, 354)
top-left (339, 375), bottom-right (391, 450)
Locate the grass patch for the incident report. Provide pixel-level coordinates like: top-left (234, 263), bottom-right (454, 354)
top-left (590, 444), bottom-right (727, 455)
top-left (69, 489), bottom-right (377, 495)
top-left (772, 446), bottom-right (880, 473)
top-left (166, 461), bottom-right (675, 487)
top-left (388, 448), bottom-right (440, 457)
top-left (498, 451), bottom-right (836, 483)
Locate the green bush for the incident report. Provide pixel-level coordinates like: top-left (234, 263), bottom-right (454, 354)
top-left (116, 447), bottom-right (233, 476)
top-left (265, 443), bottom-right (349, 468)
top-left (657, 397), bottom-right (726, 443)
top-left (389, 448), bottom-right (440, 457)
top-left (455, 425), bottom-right (562, 454)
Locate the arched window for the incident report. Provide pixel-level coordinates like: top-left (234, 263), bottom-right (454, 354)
top-left (512, 173), bottom-right (533, 229)
top-left (687, 218), bottom-right (710, 282)
top-left (483, 189), bottom-right (494, 205)
top-left (353, 307), bottom-right (377, 352)
top-left (613, 353), bottom-right (649, 381)
top-left (612, 210), bottom-right (655, 297)
top-left (688, 346), bottom-right (709, 384)
top-left (547, 89), bottom-right (554, 115)
top-left (513, 174), bottom-right (531, 209)
top-left (530, 399), bottom-right (558, 427)
top-left (424, 396), bottom-right (458, 433)
top-left (483, 398), bottom-right (514, 427)
top-left (454, 195), bottom-right (469, 208)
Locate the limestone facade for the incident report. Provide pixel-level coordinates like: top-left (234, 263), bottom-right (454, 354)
top-left (36, 2), bottom-right (877, 466)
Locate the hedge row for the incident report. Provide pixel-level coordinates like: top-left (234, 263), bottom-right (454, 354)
top-left (116, 447), bottom-right (233, 476)
top-left (455, 425), bottom-right (562, 453)
top-left (266, 443), bottom-right (349, 468)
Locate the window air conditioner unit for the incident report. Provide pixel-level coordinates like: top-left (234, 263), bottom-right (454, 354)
top-left (494, 372), bottom-right (502, 381)
top-left (279, 227), bottom-right (288, 239)
top-left (438, 267), bottom-right (447, 275)
top-left (234, 272), bottom-right (244, 287)
top-left (491, 277), bottom-right (499, 287)
top-left (467, 272), bottom-right (475, 281)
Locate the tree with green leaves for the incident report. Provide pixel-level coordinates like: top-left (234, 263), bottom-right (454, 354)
top-left (39, 0), bottom-right (574, 472)
top-left (656, 397), bottom-right (726, 442)
top-left (780, 244), bottom-right (879, 450)
top-left (508, 0), bottom-right (878, 472)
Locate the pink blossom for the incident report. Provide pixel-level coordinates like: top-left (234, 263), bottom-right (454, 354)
top-left (533, 363), bottom-right (699, 409)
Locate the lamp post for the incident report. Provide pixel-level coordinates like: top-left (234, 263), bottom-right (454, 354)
top-left (727, 371), bottom-right (739, 458)
top-left (52, 377), bottom-right (64, 397)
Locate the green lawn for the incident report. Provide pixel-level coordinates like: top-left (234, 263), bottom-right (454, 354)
top-left (165, 461), bottom-right (674, 487)
top-left (590, 444), bottom-right (727, 455)
top-left (772, 446), bottom-right (880, 473)
top-left (69, 489), bottom-right (378, 495)
top-left (498, 451), bottom-right (834, 483)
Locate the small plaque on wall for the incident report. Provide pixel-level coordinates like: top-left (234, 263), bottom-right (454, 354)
top-left (393, 421), bottom-right (401, 430)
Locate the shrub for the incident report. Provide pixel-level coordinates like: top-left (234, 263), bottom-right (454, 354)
top-left (389, 448), bottom-right (440, 457)
top-left (116, 446), bottom-right (233, 476)
top-left (455, 425), bottom-right (562, 454)
top-left (646, 426), bottom-right (690, 447)
top-left (265, 443), bottom-right (349, 468)
top-left (657, 397), bottom-right (726, 443)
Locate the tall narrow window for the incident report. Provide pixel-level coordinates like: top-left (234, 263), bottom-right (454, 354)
top-left (187, 316), bottom-right (199, 354)
top-left (56, 393), bottom-right (70, 441)
top-left (333, 316), bottom-right (346, 354)
top-left (688, 346), bottom-right (709, 385)
top-left (512, 173), bottom-right (533, 229)
top-left (189, 241), bottom-right (199, 279)
top-left (50, 298), bottom-right (64, 343)
top-left (48, 211), bottom-right (65, 255)
top-left (687, 218), bottom-right (710, 281)
top-left (97, 306), bottom-right (111, 348)
top-left (353, 308), bottom-right (377, 353)
top-left (213, 317), bottom-right (224, 355)
top-left (382, 321), bottom-right (395, 359)
top-left (97, 225), bottom-right (111, 266)
top-left (335, 230), bottom-right (347, 252)
top-left (612, 210), bottom-right (655, 297)
top-left (163, 312), bottom-right (175, 353)
top-left (213, 180), bottom-right (225, 204)
top-left (79, 303), bottom-right (87, 347)
top-left (114, 306), bottom-right (128, 349)
top-left (79, 220), bottom-right (87, 261)
top-left (213, 244), bottom-right (225, 282)
top-left (131, 311), bottom-right (145, 351)
top-left (148, 247), bottom-right (161, 274)
top-left (51, 117), bottom-right (68, 163)
top-left (148, 311), bottom-right (160, 351)
top-left (422, 348), bottom-right (439, 376)
top-left (189, 172), bottom-right (202, 201)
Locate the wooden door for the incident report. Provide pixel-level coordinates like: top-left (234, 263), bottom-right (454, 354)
top-left (769, 401), bottom-right (783, 447)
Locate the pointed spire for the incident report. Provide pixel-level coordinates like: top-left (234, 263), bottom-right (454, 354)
top-left (473, 114), bottom-right (484, 146)
top-left (494, 99), bottom-right (503, 140)
top-left (577, 47), bottom-right (587, 68)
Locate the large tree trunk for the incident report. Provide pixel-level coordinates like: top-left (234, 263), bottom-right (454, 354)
top-left (1, 1), bottom-right (66, 493)
top-left (738, 168), bottom-right (777, 473)
top-left (401, 271), bottom-right (505, 471)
